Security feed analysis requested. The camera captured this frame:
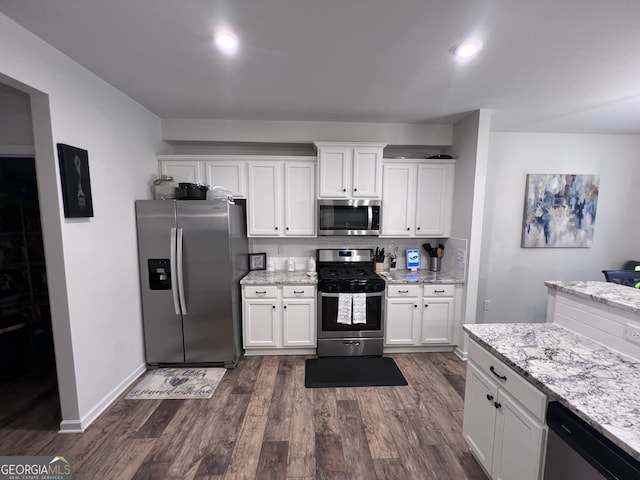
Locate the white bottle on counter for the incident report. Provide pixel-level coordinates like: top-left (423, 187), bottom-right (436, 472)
top-left (286, 257), bottom-right (295, 271)
top-left (307, 257), bottom-right (316, 273)
top-left (267, 257), bottom-right (275, 272)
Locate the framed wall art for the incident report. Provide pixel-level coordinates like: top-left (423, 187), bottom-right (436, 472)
top-left (522, 173), bottom-right (599, 248)
top-left (57, 143), bottom-right (94, 218)
top-left (248, 253), bottom-right (267, 271)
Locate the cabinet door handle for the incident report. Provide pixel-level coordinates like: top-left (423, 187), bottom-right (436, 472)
top-left (490, 366), bottom-right (507, 381)
top-left (424, 304), bottom-right (429, 308)
top-left (354, 188), bottom-right (358, 192)
top-left (283, 305), bottom-right (287, 309)
top-left (272, 305), bottom-right (276, 309)
top-left (414, 304), bottom-right (418, 308)
top-left (417, 227), bottom-right (421, 230)
top-left (286, 227), bottom-right (289, 230)
top-left (342, 188), bottom-right (347, 192)
top-left (486, 394), bottom-right (494, 401)
top-left (406, 227), bottom-right (410, 231)
top-left (494, 401), bottom-right (502, 409)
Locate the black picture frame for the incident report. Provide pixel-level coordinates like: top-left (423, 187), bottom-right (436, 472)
top-left (57, 143), bottom-right (94, 218)
top-left (248, 253), bottom-right (267, 271)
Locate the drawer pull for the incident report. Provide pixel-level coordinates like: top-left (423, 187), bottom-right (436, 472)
top-left (486, 394), bottom-right (494, 401)
top-left (293, 290), bottom-right (304, 294)
top-left (490, 366), bottom-right (507, 381)
top-left (256, 291), bottom-right (267, 295)
top-left (399, 290), bottom-right (409, 293)
top-left (434, 289), bottom-right (445, 293)
top-left (494, 401), bottom-right (502, 410)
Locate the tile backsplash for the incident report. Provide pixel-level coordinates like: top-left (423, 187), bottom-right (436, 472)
top-left (249, 236), bottom-right (468, 275)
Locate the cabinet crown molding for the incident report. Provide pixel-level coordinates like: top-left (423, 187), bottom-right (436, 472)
top-left (314, 141), bottom-right (387, 149)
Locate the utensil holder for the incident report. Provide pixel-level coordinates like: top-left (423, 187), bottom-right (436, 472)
top-left (428, 257), bottom-right (441, 272)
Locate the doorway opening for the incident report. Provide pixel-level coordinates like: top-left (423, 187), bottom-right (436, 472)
top-left (0, 157), bottom-right (59, 429)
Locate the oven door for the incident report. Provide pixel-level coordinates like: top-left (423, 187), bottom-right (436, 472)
top-left (318, 291), bottom-right (384, 338)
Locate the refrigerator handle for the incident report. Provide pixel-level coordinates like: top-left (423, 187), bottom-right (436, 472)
top-left (170, 228), bottom-right (181, 314)
top-left (176, 227), bottom-right (188, 314)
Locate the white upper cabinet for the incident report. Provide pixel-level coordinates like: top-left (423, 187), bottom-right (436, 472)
top-left (283, 162), bottom-right (315, 236)
top-left (315, 142), bottom-right (385, 199)
top-left (247, 162), bottom-right (281, 236)
top-left (415, 163), bottom-right (454, 237)
top-left (380, 159), bottom-right (455, 238)
top-left (157, 155), bottom-right (246, 197)
top-left (381, 163), bottom-right (415, 237)
top-left (204, 161), bottom-right (246, 198)
top-left (159, 158), bottom-right (205, 184)
top-left (247, 160), bottom-right (315, 237)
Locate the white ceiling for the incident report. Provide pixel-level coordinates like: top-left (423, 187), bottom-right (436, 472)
top-left (2, 0), bottom-right (640, 134)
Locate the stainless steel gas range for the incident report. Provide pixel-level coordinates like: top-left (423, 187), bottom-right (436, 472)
top-left (316, 249), bottom-right (386, 357)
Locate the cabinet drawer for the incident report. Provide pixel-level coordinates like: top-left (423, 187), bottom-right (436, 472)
top-left (468, 340), bottom-right (546, 420)
top-left (244, 286), bottom-right (278, 298)
top-left (282, 285), bottom-right (315, 298)
top-left (387, 285), bottom-right (421, 297)
top-left (423, 284), bottom-right (454, 297)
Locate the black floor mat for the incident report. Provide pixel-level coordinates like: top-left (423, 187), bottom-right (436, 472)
top-left (304, 356), bottom-right (408, 388)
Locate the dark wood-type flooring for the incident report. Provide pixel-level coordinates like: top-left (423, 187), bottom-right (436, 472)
top-left (0, 353), bottom-right (488, 480)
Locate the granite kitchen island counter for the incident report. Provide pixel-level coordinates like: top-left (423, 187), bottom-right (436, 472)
top-left (545, 280), bottom-right (640, 316)
top-left (378, 269), bottom-right (464, 284)
top-left (463, 322), bottom-right (640, 462)
top-left (240, 270), bottom-right (317, 285)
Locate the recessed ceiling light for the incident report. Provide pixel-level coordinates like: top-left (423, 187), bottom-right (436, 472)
top-left (453, 41), bottom-right (482, 59)
top-left (214, 32), bottom-right (238, 54)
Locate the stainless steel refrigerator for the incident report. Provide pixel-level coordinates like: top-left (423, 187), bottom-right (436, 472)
top-left (135, 199), bottom-right (248, 368)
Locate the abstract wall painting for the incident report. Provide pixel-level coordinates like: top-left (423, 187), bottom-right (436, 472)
top-left (522, 174), bottom-right (599, 248)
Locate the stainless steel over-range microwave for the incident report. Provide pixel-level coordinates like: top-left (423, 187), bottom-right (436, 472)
top-left (317, 199), bottom-right (381, 236)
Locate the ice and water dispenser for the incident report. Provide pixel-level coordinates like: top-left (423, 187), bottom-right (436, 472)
top-left (148, 259), bottom-right (171, 290)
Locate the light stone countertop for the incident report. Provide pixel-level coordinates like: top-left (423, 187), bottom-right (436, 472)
top-left (378, 269), bottom-right (464, 284)
top-left (241, 269), bottom-right (464, 286)
top-left (463, 322), bottom-right (640, 462)
top-left (240, 270), bottom-right (317, 285)
top-left (545, 280), bottom-right (640, 316)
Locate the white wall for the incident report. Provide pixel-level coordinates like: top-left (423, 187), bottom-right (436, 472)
top-left (0, 13), bottom-right (165, 430)
top-left (478, 132), bottom-right (640, 325)
top-left (0, 83), bottom-right (34, 149)
top-left (445, 110), bottom-right (492, 356)
top-left (163, 118), bottom-right (453, 146)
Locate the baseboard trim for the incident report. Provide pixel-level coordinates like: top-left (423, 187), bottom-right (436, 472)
top-left (244, 348), bottom-right (316, 356)
top-left (58, 362), bottom-right (147, 433)
top-left (454, 347), bottom-right (468, 360)
top-left (383, 346), bottom-right (455, 354)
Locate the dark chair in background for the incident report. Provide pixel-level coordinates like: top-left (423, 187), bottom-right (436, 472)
top-left (602, 269), bottom-right (640, 288)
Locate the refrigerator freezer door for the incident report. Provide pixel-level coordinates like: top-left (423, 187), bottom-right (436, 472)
top-left (135, 201), bottom-right (185, 364)
top-left (177, 201), bottom-right (239, 363)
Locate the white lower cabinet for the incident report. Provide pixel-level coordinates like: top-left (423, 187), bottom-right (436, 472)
top-left (463, 340), bottom-right (547, 480)
top-left (242, 284), bottom-right (316, 352)
top-left (243, 298), bottom-right (279, 348)
top-left (385, 284), bottom-right (455, 346)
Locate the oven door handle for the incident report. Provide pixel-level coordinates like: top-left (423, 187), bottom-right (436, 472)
top-left (319, 291), bottom-right (384, 298)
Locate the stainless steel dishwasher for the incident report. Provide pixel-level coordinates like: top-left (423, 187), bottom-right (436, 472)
top-left (543, 402), bottom-right (640, 480)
